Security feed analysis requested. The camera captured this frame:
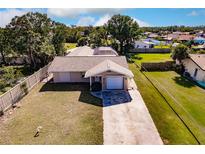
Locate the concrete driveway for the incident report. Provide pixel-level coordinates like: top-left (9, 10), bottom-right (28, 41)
top-left (103, 79), bottom-right (163, 145)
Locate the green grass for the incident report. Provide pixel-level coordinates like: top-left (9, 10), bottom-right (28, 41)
top-left (0, 83), bottom-right (103, 144)
top-left (131, 53), bottom-right (172, 66)
top-left (129, 63), bottom-right (205, 144)
top-left (145, 71), bottom-right (205, 144)
top-left (154, 45), bottom-right (171, 49)
top-left (64, 43), bottom-right (77, 51)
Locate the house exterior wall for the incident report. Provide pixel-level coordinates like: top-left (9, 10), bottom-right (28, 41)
top-left (70, 72), bottom-right (89, 82)
top-left (53, 72), bottom-right (70, 83)
top-left (53, 72), bottom-right (89, 83)
top-left (183, 59), bottom-right (205, 82)
top-left (134, 41), bottom-right (151, 49)
top-left (52, 71), bottom-right (129, 90)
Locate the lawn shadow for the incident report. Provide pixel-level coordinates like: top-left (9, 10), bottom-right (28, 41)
top-left (39, 83), bottom-right (102, 107)
top-left (172, 76), bottom-right (195, 88)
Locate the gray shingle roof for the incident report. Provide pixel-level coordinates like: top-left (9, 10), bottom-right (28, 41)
top-left (189, 54), bottom-right (205, 70)
top-left (48, 56), bottom-right (128, 72)
top-left (67, 46), bottom-right (94, 56)
top-left (85, 59), bottom-right (134, 78)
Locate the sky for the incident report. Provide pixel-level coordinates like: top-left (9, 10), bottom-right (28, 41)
top-left (0, 8), bottom-right (205, 28)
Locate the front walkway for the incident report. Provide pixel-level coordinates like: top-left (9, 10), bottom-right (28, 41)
top-left (103, 79), bottom-right (163, 144)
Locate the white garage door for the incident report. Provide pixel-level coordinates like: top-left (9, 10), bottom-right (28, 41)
top-left (55, 72), bottom-right (70, 82)
top-left (106, 76), bottom-right (123, 90)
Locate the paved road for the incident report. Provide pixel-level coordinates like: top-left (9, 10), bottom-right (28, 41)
top-left (103, 79), bottom-right (163, 145)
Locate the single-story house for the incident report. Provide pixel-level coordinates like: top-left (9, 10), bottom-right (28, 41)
top-left (193, 36), bottom-right (205, 44)
top-left (134, 40), bottom-right (154, 48)
top-left (48, 56), bottom-right (134, 90)
top-left (177, 35), bottom-right (194, 42)
top-left (148, 33), bottom-right (158, 38)
top-left (183, 54), bottom-right (205, 82)
top-left (192, 44), bottom-right (205, 50)
top-left (172, 43), bottom-right (180, 47)
top-left (143, 38), bottom-right (162, 45)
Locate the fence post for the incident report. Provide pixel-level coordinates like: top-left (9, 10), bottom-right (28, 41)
top-left (34, 72), bottom-right (38, 83)
top-left (9, 90), bottom-right (14, 105)
top-left (0, 97), bottom-right (4, 111)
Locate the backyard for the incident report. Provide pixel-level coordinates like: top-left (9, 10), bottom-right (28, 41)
top-left (131, 53), bottom-right (172, 66)
top-left (0, 83), bottom-right (103, 144)
top-left (129, 53), bottom-right (205, 144)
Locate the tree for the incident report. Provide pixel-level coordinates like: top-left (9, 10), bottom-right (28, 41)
top-left (52, 23), bottom-right (67, 56)
top-left (77, 37), bottom-right (88, 46)
top-left (89, 26), bottom-right (108, 48)
top-left (106, 14), bottom-right (140, 55)
top-left (172, 44), bottom-right (189, 64)
top-left (7, 12), bottom-right (54, 69)
top-left (0, 28), bottom-right (11, 65)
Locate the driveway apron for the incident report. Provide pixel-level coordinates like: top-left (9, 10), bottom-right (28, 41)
top-left (103, 79), bottom-right (163, 145)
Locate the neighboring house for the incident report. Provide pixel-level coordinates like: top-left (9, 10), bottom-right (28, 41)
top-left (192, 44), bottom-right (205, 50)
top-left (143, 38), bottom-right (162, 45)
top-left (148, 33), bottom-right (158, 38)
top-left (183, 54), bottom-right (205, 82)
top-left (134, 40), bottom-right (154, 48)
top-left (167, 34), bottom-right (179, 40)
top-left (172, 42), bottom-right (180, 47)
top-left (177, 35), bottom-right (194, 42)
top-left (195, 31), bottom-right (204, 37)
top-left (48, 47), bottom-right (134, 90)
top-left (193, 36), bottom-right (205, 44)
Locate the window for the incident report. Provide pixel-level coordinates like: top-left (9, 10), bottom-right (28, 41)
top-left (81, 72), bottom-right (85, 78)
top-left (194, 68), bottom-right (198, 78)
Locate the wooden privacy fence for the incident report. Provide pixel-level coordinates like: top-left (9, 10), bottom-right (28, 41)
top-left (0, 64), bottom-right (50, 112)
top-left (141, 61), bottom-right (175, 71)
top-left (131, 48), bottom-right (171, 53)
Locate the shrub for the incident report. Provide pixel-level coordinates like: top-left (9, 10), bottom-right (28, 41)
top-left (174, 64), bottom-right (185, 74)
top-left (20, 82), bottom-right (28, 95)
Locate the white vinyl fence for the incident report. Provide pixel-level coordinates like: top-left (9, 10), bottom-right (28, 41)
top-left (0, 64), bottom-right (50, 112)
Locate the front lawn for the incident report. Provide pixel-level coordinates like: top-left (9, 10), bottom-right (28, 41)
top-left (129, 63), bottom-right (205, 144)
top-left (0, 83), bottom-right (103, 144)
top-left (154, 45), bottom-right (171, 49)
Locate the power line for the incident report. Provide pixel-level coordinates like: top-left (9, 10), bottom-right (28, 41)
top-left (134, 63), bottom-right (203, 144)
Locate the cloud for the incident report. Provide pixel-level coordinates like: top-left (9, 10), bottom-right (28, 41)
top-left (77, 16), bottom-right (95, 26)
top-left (94, 15), bottom-right (150, 27)
top-left (94, 14), bottom-right (111, 26)
top-left (133, 18), bottom-right (151, 27)
top-left (0, 9), bottom-right (28, 27)
top-left (187, 10), bottom-right (199, 16)
top-left (47, 8), bottom-right (123, 18)
top-left (0, 8), bottom-right (44, 28)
